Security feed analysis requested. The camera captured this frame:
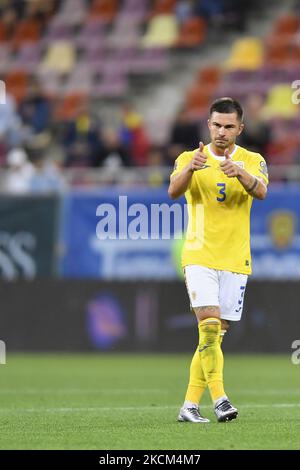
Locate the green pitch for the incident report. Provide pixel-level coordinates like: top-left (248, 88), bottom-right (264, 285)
top-left (0, 354), bottom-right (299, 449)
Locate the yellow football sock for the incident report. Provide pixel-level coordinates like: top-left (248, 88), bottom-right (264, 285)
top-left (219, 329), bottom-right (226, 345)
top-left (184, 347), bottom-right (206, 404)
top-left (199, 318), bottom-right (225, 402)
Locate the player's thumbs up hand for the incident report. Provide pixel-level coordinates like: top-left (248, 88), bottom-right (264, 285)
top-left (191, 141), bottom-right (207, 171)
top-left (220, 148), bottom-right (240, 178)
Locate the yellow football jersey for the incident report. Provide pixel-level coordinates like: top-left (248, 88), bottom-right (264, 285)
top-left (170, 144), bottom-right (268, 275)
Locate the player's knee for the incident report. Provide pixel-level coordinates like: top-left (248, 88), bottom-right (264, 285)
top-left (221, 319), bottom-right (230, 331)
top-left (199, 318), bottom-right (221, 346)
top-left (194, 306), bottom-right (220, 322)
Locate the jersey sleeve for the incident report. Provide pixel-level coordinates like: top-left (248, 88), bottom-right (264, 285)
top-left (170, 151), bottom-right (191, 179)
top-left (249, 154), bottom-right (269, 185)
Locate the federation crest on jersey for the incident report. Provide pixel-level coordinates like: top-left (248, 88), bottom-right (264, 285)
top-left (259, 160), bottom-right (268, 177)
top-left (269, 210), bottom-right (295, 249)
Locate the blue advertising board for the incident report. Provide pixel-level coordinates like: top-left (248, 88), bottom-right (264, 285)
top-left (61, 188), bottom-right (186, 279)
top-left (61, 184), bottom-right (300, 279)
top-left (251, 184), bottom-right (300, 279)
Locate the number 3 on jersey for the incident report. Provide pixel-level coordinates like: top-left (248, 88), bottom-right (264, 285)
top-left (217, 183), bottom-right (226, 202)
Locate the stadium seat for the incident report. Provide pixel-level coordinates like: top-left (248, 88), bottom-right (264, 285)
top-left (226, 37), bottom-right (263, 70)
top-left (195, 66), bottom-right (221, 87)
top-left (107, 16), bottom-right (141, 49)
top-left (175, 17), bottom-right (206, 48)
top-left (12, 44), bottom-right (41, 73)
top-left (264, 36), bottom-right (290, 65)
top-left (288, 43), bottom-right (300, 65)
top-left (0, 45), bottom-right (12, 73)
top-left (12, 20), bottom-right (41, 49)
top-left (80, 43), bottom-right (105, 73)
top-left (63, 64), bottom-right (93, 94)
top-left (5, 70), bottom-right (29, 102)
top-left (264, 84), bottom-right (297, 118)
top-left (55, 0), bottom-right (86, 26)
top-left (121, 0), bottom-right (148, 19)
top-left (185, 84), bottom-right (212, 113)
top-left (273, 14), bottom-right (299, 36)
top-left (44, 18), bottom-right (73, 41)
top-left (0, 22), bottom-right (9, 42)
top-left (75, 18), bottom-right (105, 48)
top-left (150, 0), bottom-right (176, 16)
top-left (141, 14), bottom-right (178, 47)
top-left (41, 41), bottom-right (76, 74)
top-left (89, 0), bottom-right (118, 23)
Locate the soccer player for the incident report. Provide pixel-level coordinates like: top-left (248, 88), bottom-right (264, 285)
top-left (168, 97), bottom-right (268, 423)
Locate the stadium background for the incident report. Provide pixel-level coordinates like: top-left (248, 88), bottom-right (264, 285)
top-left (0, 0), bottom-right (300, 450)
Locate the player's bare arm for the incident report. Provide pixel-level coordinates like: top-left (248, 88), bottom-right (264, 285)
top-left (220, 149), bottom-right (267, 200)
top-left (168, 142), bottom-right (207, 199)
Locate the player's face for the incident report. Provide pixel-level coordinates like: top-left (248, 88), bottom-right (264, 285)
top-left (208, 112), bottom-right (244, 150)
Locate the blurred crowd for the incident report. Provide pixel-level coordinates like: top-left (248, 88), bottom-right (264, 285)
top-left (0, 0), bottom-right (298, 193)
top-left (0, 82), bottom-right (274, 194)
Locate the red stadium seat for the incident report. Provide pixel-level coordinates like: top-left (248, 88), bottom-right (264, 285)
top-left (196, 66), bottom-right (221, 87)
top-left (89, 0), bottom-right (118, 22)
top-left (5, 70), bottom-right (29, 102)
top-left (185, 84), bottom-right (212, 112)
top-left (264, 36), bottom-right (291, 65)
top-left (273, 14), bottom-right (299, 36)
top-left (151, 0), bottom-right (176, 16)
top-left (175, 17), bottom-right (206, 47)
top-left (12, 20), bottom-right (41, 49)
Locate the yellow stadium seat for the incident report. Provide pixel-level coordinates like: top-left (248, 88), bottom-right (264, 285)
top-left (264, 84), bottom-right (297, 118)
top-left (41, 41), bottom-right (75, 74)
top-left (225, 37), bottom-right (263, 70)
top-left (141, 14), bottom-right (178, 48)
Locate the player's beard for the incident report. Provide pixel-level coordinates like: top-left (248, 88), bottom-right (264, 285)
top-left (215, 137), bottom-right (235, 151)
top-left (215, 139), bottom-right (228, 150)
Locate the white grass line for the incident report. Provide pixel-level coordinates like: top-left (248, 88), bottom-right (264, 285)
top-left (234, 390), bottom-right (300, 395)
top-left (0, 388), bottom-right (298, 396)
top-left (0, 403), bottom-right (299, 414)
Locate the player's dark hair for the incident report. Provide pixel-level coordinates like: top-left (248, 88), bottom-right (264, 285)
top-left (210, 97), bottom-right (244, 121)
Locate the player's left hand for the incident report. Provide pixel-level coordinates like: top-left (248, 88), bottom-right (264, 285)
top-left (220, 149), bottom-right (241, 178)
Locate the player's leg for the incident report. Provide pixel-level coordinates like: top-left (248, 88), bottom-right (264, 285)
top-left (178, 266), bottom-right (220, 423)
top-left (184, 340), bottom-right (206, 405)
top-left (213, 271), bottom-right (248, 422)
top-left (220, 319), bottom-right (230, 345)
top-left (177, 339), bottom-right (210, 423)
top-left (195, 305), bottom-right (227, 405)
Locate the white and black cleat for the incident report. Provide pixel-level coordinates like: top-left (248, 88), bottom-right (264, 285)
top-left (177, 405), bottom-right (210, 423)
top-left (214, 398), bottom-right (238, 422)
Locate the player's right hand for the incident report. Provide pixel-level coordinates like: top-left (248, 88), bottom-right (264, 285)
top-left (190, 142), bottom-right (207, 171)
